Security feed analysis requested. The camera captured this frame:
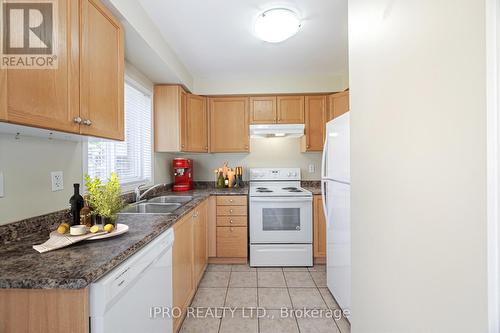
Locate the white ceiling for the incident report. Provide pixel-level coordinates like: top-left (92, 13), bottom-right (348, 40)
top-left (137, 0), bottom-right (348, 83)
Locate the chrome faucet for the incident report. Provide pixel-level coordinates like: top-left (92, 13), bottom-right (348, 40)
top-left (134, 183), bottom-right (166, 202)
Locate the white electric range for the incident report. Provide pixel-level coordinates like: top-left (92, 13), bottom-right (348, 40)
top-left (249, 168), bottom-right (313, 267)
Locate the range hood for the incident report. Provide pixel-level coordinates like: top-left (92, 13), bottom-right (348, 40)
top-left (250, 124), bottom-right (305, 138)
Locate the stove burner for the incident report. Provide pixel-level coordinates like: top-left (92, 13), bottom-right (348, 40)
top-left (257, 189), bottom-right (273, 193)
top-left (257, 187), bottom-right (269, 190)
top-left (288, 189), bottom-right (303, 193)
top-left (282, 187), bottom-right (298, 190)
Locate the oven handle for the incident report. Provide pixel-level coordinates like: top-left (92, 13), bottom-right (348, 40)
top-left (250, 197), bottom-right (313, 203)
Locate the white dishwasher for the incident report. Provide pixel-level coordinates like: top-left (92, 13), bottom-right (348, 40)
top-left (90, 228), bottom-right (174, 333)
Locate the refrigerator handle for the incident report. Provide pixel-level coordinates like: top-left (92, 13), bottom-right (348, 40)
top-left (321, 133), bottom-right (329, 179)
top-left (321, 180), bottom-right (329, 226)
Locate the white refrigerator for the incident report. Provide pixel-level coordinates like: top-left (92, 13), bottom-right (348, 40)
top-left (321, 112), bottom-right (351, 317)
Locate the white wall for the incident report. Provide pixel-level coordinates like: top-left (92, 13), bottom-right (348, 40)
top-left (0, 134), bottom-right (84, 224)
top-left (174, 138), bottom-right (322, 181)
top-left (349, 0), bottom-right (488, 332)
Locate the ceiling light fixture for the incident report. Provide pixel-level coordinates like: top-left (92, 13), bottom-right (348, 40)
top-left (254, 8), bottom-right (302, 43)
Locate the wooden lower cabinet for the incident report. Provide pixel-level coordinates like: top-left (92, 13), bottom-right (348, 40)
top-left (0, 288), bottom-right (89, 333)
top-left (172, 213), bottom-right (195, 332)
top-left (193, 200), bottom-right (208, 285)
top-left (313, 195), bottom-right (327, 260)
top-left (172, 199), bottom-right (208, 332)
top-left (217, 227), bottom-right (248, 257)
top-left (210, 196), bottom-right (248, 262)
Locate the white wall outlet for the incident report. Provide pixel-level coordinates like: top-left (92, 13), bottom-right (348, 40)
top-left (0, 172), bottom-right (4, 198)
top-left (308, 164), bottom-right (316, 173)
top-left (51, 171), bottom-right (64, 192)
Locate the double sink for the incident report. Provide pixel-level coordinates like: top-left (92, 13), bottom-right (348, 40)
top-left (119, 195), bottom-right (193, 215)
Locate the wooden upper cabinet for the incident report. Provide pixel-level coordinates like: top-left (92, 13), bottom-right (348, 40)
top-left (154, 85), bottom-right (186, 152)
top-left (328, 91), bottom-right (350, 121)
top-left (1, 0), bottom-right (124, 140)
top-left (154, 86), bottom-right (208, 153)
top-left (1, 0), bottom-right (80, 133)
top-left (277, 96), bottom-right (305, 124)
top-left (249, 96), bottom-right (277, 124)
top-left (302, 95), bottom-right (326, 152)
top-left (0, 67), bottom-right (7, 121)
top-left (79, 0), bottom-right (124, 140)
top-left (183, 94), bottom-right (208, 152)
top-left (209, 97), bottom-right (249, 153)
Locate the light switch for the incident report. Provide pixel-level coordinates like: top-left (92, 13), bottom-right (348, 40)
top-left (308, 164), bottom-right (316, 173)
top-left (0, 172), bottom-right (4, 197)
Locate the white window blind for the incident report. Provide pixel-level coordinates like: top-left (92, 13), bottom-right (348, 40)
top-left (86, 80), bottom-right (152, 187)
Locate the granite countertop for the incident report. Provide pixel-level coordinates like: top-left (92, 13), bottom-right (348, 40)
top-left (301, 181), bottom-right (322, 195)
top-left (0, 187), bottom-right (248, 290)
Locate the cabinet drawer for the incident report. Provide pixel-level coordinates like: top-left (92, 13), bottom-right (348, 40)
top-left (216, 196), bottom-right (247, 206)
top-left (217, 227), bottom-right (248, 258)
top-left (216, 205), bottom-right (247, 216)
top-left (217, 216), bottom-right (248, 227)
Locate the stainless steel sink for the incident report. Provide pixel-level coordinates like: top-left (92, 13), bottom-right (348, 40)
top-left (147, 195), bottom-right (193, 204)
top-left (119, 202), bottom-right (181, 215)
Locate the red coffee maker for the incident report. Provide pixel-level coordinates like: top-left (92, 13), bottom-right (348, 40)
top-left (173, 158), bottom-right (193, 192)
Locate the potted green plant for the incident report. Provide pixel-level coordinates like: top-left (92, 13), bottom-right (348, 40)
top-left (84, 172), bottom-right (124, 226)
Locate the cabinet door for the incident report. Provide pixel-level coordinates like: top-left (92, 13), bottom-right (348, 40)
top-left (249, 96), bottom-right (277, 124)
top-left (303, 96), bottom-right (326, 152)
top-left (217, 227), bottom-right (248, 258)
top-left (277, 96), bottom-right (305, 124)
top-left (314, 196), bottom-right (327, 258)
top-left (154, 85), bottom-right (186, 152)
top-left (2, 1), bottom-right (80, 132)
top-left (80, 0), bottom-right (124, 140)
top-left (193, 200), bottom-right (208, 284)
top-left (0, 68), bottom-right (6, 121)
top-left (172, 214), bottom-right (194, 332)
top-left (328, 91), bottom-right (349, 121)
top-left (183, 95), bottom-right (208, 152)
top-left (209, 97), bottom-right (249, 152)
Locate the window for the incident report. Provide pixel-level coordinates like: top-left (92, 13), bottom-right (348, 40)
top-left (85, 78), bottom-right (153, 189)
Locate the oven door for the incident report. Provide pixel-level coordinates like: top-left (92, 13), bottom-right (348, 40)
top-left (250, 196), bottom-right (313, 243)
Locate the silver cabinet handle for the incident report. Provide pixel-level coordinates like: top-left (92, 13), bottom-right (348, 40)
top-left (83, 119), bottom-right (92, 126)
top-left (229, 199), bottom-right (234, 202)
top-left (229, 209), bottom-right (233, 213)
top-left (229, 219), bottom-right (234, 224)
top-left (73, 117), bottom-right (82, 124)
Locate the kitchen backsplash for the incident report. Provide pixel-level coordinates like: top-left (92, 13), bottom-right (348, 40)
top-left (172, 138), bottom-right (322, 181)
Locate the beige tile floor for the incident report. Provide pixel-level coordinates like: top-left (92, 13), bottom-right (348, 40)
top-left (180, 264), bottom-right (350, 333)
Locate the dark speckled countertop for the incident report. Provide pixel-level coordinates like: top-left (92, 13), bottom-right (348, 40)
top-left (0, 187), bottom-right (248, 289)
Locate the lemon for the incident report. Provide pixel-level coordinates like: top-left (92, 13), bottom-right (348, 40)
top-left (104, 224), bottom-right (114, 233)
top-left (89, 225), bottom-right (100, 234)
top-left (57, 225), bottom-right (68, 234)
top-left (60, 223), bottom-right (70, 229)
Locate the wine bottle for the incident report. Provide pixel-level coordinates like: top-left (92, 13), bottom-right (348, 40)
top-left (69, 184), bottom-right (84, 226)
